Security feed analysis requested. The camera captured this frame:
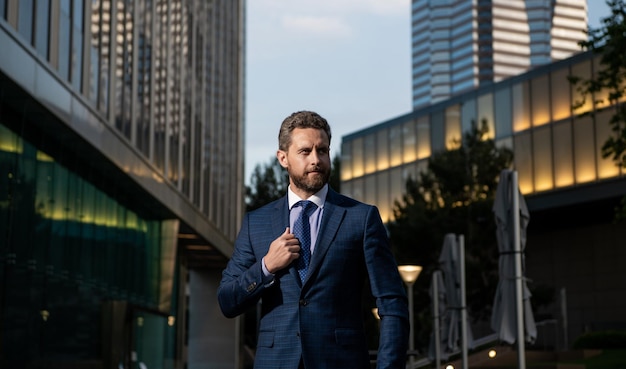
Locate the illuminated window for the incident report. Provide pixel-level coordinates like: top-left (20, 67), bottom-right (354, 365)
top-left (531, 75), bottom-right (550, 127)
top-left (553, 121), bottom-right (574, 188)
top-left (351, 137), bottom-right (364, 178)
top-left (417, 116), bottom-right (431, 159)
top-left (374, 131), bottom-right (388, 172)
top-left (514, 132), bottom-right (533, 194)
top-left (551, 67), bottom-right (571, 121)
top-left (512, 82), bottom-right (531, 132)
top-left (573, 115), bottom-right (596, 184)
top-left (377, 171), bottom-right (390, 223)
top-left (340, 141), bottom-right (352, 181)
top-left (403, 120), bottom-right (417, 163)
top-left (595, 109), bottom-right (621, 179)
top-left (570, 59), bottom-right (592, 115)
top-left (477, 93), bottom-right (495, 139)
top-left (363, 132), bottom-right (380, 174)
top-left (445, 105), bottom-right (462, 149)
top-left (532, 126), bottom-right (553, 192)
top-left (390, 125), bottom-right (403, 167)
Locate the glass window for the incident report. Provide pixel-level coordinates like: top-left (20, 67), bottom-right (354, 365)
top-left (553, 121), bottom-right (574, 188)
top-left (341, 180), bottom-right (353, 199)
top-left (17, 0), bottom-right (34, 43)
top-left (351, 137), bottom-right (364, 178)
top-left (0, 0), bottom-right (5, 18)
top-left (494, 87), bottom-right (512, 138)
top-left (373, 130), bottom-right (387, 172)
top-left (461, 98), bottom-right (476, 134)
top-left (551, 67), bottom-right (571, 121)
top-left (532, 126), bottom-right (553, 192)
top-left (514, 132), bottom-right (533, 194)
top-left (573, 115), bottom-right (596, 184)
top-left (340, 141), bottom-right (352, 181)
top-left (570, 59), bottom-right (592, 115)
top-left (416, 116), bottom-right (431, 159)
top-left (592, 55), bottom-right (612, 110)
top-left (364, 175), bottom-right (377, 207)
top-left (59, 0), bottom-right (72, 80)
top-left (34, 0), bottom-right (50, 58)
top-left (390, 166), bottom-right (405, 219)
top-left (595, 108), bottom-right (621, 179)
top-left (364, 134), bottom-right (377, 174)
top-left (389, 125), bottom-right (403, 167)
top-left (445, 105), bottom-right (461, 150)
top-left (71, 0), bottom-right (84, 91)
top-left (431, 111), bottom-right (445, 153)
top-left (512, 82), bottom-right (530, 132)
top-left (402, 120), bottom-right (417, 164)
top-left (477, 93), bottom-right (495, 139)
top-left (531, 75), bottom-right (550, 127)
top-left (351, 177), bottom-right (364, 203)
top-left (376, 171), bottom-right (390, 223)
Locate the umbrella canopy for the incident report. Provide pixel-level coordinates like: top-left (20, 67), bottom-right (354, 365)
top-left (429, 234), bottom-right (474, 360)
top-left (491, 170), bottom-right (537, 345)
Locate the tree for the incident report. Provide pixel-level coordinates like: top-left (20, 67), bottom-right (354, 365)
top-left (245, 156), bottom-right (289, 211)
top-left (570, 0), bottom-right (626, 220)
top-left (387, 121), bottom-right (514, 349)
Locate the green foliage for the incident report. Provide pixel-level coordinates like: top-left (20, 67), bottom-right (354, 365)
top-left (388, 120), bottom-right (514, 349)
top-left (245, 156), bottom-right (289, 211)
top-left (573, 330), bottom-right (626, 350)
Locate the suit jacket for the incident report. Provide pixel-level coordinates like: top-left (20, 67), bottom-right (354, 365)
top-left (218, 188), bottom-right (409, 369)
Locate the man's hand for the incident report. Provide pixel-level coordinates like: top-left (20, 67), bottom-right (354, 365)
top-left (264, 227), bottom-right (301, 274)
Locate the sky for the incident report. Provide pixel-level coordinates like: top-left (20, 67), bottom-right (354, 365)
top-left (244, 0), bottom-right (611, 184)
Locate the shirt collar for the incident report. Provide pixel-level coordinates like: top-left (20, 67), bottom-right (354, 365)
top-left (288, 184), bottom-right (328, 210)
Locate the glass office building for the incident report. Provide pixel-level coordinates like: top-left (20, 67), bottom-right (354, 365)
top-left (342, 50), bottom-right (626, 345)
top-left (411, 0), bottom-right (587, 109)
top-left (0, 1), bottom-right (244, 368)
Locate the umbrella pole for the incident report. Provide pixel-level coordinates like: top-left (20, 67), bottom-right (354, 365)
top-left (512, 171), bottom-right (526, 369)
top-left (459, 235), bottom-right (468, 369)
top-left (433, 271), bottom-right (441, 369)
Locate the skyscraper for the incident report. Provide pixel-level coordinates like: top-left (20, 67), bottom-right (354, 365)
top-left (0, 1), bottom-right (244, 367)
top-left (411, 0), bottom-right (587, 109)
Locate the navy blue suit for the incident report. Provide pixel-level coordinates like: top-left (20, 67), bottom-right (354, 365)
top-left (218, 188), bottom-right (409, 368)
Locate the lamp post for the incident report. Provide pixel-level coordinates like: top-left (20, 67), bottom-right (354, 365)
top-left (398, 265), bottom-right (422, 368)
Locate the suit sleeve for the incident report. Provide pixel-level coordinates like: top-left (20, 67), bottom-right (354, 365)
top-left (363, 206), bottom-right (410, 369)
top-left (217, 212), bottom-right (268, 318)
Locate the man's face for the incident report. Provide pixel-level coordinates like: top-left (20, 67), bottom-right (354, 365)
top-left (277, 128), bottom-right (331, 197)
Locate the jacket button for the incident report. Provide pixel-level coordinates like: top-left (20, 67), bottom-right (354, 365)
top-left (299, 299), bottom-right (308, 306)
top-left (247, 282), bottom-right (257, 292)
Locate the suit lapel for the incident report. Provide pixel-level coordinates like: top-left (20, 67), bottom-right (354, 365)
top-left (304, 189), bottom-right (346, 285)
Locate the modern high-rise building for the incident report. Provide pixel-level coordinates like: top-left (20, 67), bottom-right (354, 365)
top-left (0, 1), bottom-right (245, 368)
top-left (411, 0), bottom-right (587, 109)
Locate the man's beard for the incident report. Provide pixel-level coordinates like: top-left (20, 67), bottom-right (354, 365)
top-left (289, 167), bottom-right (330, 194)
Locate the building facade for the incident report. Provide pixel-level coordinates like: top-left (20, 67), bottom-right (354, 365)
top-left (0, 1), bottom-right (244, 368)
top-left (411, 0), bottom-right (587, 109)
top-left (342, 50), bottom-right (626, 346)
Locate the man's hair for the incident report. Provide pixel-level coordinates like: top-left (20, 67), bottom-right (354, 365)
top-left (278, 111), bottom-right (332, 151)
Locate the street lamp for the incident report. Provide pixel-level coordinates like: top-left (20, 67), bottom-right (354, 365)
top-left (398, 265), bottom-right (422, 367)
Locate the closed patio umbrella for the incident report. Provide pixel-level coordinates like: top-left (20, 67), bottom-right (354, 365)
top-left (491, 170), bottom-right (537, 368)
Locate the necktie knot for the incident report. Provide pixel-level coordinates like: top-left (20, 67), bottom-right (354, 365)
top-left (297, 200), bottom-right (317, 216)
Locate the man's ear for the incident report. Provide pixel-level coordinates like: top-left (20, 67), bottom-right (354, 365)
top-left (276, 150), bottom-right (288, 168)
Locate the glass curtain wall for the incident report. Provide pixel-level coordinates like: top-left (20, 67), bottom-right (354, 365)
top-left (341, 54), bottom-right (623, 222)
top-left (0, 122), bottom-right (175, 366)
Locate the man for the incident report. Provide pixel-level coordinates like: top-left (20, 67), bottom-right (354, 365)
top-left (218, 111), bottom-right (409, 368)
